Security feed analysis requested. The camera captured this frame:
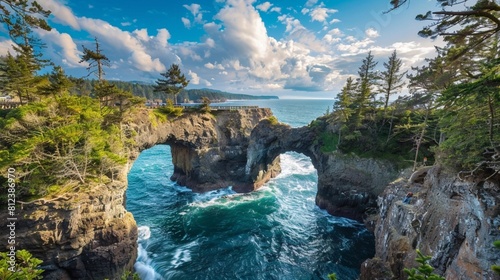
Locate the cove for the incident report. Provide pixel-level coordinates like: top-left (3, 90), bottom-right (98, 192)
top-left (127, 147), bottom-right (375, 279)
top-left (9, 100), bottom-right (398, 279)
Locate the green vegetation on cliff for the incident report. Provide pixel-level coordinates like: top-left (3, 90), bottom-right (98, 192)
top-left (0, 95), bottom-right (135, 198)
top-left (0, 250), bottom-right (44, 279)
top-left (320, 18), bottom-right (500, 175)
top-left (404, 250), bottom-right (445, 280)
top-left (0, 22), bottom-right (145, 200)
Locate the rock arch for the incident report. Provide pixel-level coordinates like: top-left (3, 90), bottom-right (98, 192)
top-left (131, 108), bottom-right (399, 221)
top-left (131, 108), bottom-right (275, 192)
top-left (244, 119), bottom-right (398, 221)
top-left (14, 107), bottom-right (398, 279)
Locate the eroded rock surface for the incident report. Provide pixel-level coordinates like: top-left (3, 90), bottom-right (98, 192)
top-left (1, 181), bottom-right (137, 280)
top-left (360, 167), bottom-right (500, 280)
top-left (130, 108), bottom-right (275, 192)
top-left (2, 107), bottom-right (401, 279)
top-left (0, 108), bottom-right (272, 279)
top-left (246, 119), bottom-right (399, 221)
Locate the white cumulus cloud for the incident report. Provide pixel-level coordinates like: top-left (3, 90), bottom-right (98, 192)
top-left (256, 2), bottom-right (272, 12)
top-left (365, 28), bottom-right (380, 38)
top-left (309, 7), bottom-right (338, 23)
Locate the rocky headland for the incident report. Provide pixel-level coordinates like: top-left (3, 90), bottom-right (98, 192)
top-left (3, 107), bottom-right (498, 279)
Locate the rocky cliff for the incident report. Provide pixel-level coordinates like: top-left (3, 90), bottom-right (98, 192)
top-left (1, 181), bottom-right (137, 279)
top-left (2, 107), bottom-right (403, 279)
top-left (130, 108), bottom-right (275, 192)
top-left (0, 108), bottom-right (273, 279)
top-left (360, 166), bottom-right (500, 280)
top-left (246, 119), bottom-right (399, 221)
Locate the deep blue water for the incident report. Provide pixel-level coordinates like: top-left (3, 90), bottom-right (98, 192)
top-left (126, 99), bottom-right (375, 280)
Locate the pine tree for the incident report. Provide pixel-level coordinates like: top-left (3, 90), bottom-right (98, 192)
top-left (0, 0), bottom-right (51, 40)
top-left (380, 50), bottom-right (406, 113)
top-left (352, 51), bottom-right (379, 128)
top-left (79, 37), bottom-right (110, 82)
top-left (154, 64), bottom-right (189, 105)
top-left (389, 0), bottom-right (500, 59)
top-left (333, 77), bottom-right (356, 146)
top-left (39, 66), bottom-right (73, 97)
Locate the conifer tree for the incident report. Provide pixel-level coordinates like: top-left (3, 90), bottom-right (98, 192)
top-left (154, 64), bottom-right (189, 105)
top-left (389, 0), bottom-right (500, 58)
top-left (333, 77), bottom-right (356, 146)
top-left (0, 0), bottom-right (51, 40)
top-left (352, 51), bottom-right (378, 128)
top-left (0, 19), bottom-right (49, 104)
top-left (380, 50), bottom-right (406, 113)
top-left (39, 66), bottom-right (73, 97)
top-left (79, 37), bottom-right (110, 82)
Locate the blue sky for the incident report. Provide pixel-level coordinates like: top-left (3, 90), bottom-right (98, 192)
top-left (0, 0), bottom-right (442, 98)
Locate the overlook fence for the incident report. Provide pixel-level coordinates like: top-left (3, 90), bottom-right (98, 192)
top-left (0, 102), bottom-right (21, 109)
top-left (146, 104), bottom-right (260, 111)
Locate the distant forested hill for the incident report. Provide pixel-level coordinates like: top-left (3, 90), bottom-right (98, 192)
top-left (71, 79), bottom-right (278, 102)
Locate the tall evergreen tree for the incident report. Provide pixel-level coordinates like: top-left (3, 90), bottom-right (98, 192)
top-left (380, 50), bottom-right (406, 113)
top-left (333, 76), bottom-right (356, 146)
top-left (333, 76), bottom-right (356, 123)
top-left (79, 37), bottom-right (110, 81)
top-left (436, 37), bottom-right (500, 170)
top-left (39, 66), bottom-right (73, 97)
top-left (0, 0), bottom-right (51, 40)
top-left (389, 0), bottom-right (500, 58)
top-left (352, 51), bottom-right (378, 128)
top-left (0, 12), bottom-right (50, 104)
top-left (154, 64), bottom-right (189, 105)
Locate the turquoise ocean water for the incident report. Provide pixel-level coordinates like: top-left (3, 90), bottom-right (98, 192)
top-left (126, 99), bottom-right (375, 280)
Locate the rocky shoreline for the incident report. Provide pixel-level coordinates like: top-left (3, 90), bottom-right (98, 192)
top-left (361, 167), bottom-right (500, 280)
top-left (3, 108), bottom-right (499, 279)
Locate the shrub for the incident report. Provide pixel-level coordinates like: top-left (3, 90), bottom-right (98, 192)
top-left (404, 249), bottom-right (444, 280)
top-left (155, 99), bottom-right (183, 118)
top-left (0, 250), bottom-right (44, 280)
top-left (267, 116), bottom-right (279, 125)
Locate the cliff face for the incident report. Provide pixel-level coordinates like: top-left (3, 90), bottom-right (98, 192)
top-left (0, 108), bottom-right (272, 279)
top-left (246, 119), bottom-right (399, 221)
top-left (1, 181), bottom-right (137, 279)
top-left (3, 107), bottom-right (403, 279)
top-left (131, 108), bottom-right (275, 192)
top-left (360, 167), bottom-right (500, 280)
top-left (314, 152), bottom-right (398, 221)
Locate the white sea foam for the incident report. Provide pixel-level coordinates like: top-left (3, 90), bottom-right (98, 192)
top-left (277, 153), bottom-right (316, 178)
top-left (170, 241), bottom-right (197, 268)
top-left (192, 186), bottom-right (236, 202)
top-left (188, 186), bottom-right (271, 209)
top-left (137, 226), bottom-right (151, 241)
top-left (134, 226), bottom-right (164, 280)
top-left (187, 186), bottom-right (239, 208)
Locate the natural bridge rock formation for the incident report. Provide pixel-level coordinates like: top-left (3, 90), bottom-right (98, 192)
top-left (130, 109), bottom-right (399, 221)
top-left (130, 109), bottom-right (399, 220)
top-left (246, 119), bottom-right (398, 220)
top-left (130, 108), bottom-right (275, 193)
top-left (2, 108), bottom-right (398, 279)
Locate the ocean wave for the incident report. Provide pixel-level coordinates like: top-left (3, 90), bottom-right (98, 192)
top-left (135, 243), bottom-right (164, 280)
top-left (277, 153), bottom-right (317, 178)
top-left (170, 241), bottom-right (197, 268)
top-left (138, 226), bottom-right (151, 241)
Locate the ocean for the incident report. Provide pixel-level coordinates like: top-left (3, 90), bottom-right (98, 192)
top-left (126, 99), bottom-right (375, 280)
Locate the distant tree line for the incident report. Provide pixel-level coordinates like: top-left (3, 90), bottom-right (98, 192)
top-left (69, 80), bottom-right (278, 103)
